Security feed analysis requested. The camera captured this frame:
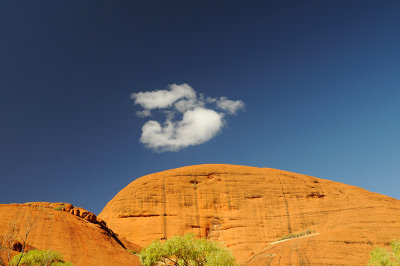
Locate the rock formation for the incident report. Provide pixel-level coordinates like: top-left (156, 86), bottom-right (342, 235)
top-left (0, 202), bottom-right (141, 265)
top-left (99, 164), bottom-right (400, 265)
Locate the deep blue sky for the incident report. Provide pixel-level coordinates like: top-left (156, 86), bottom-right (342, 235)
top-left (1, 1), bottom-right (399, 214)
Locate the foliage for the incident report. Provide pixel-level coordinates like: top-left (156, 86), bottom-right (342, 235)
top-left (1, 217), bottom-right (35, 266)
top-left (11, 250), bottom-right (72, 266)
top-left (53, 205), bottom-right (65, 211)
top-left (127, 249), bottom-right (138, 255)
top-left (368, 239), bottom-right (400, 266)
top-left (278, 229), bottom-right (315, 241)
top-left (139, 233), bottom-right (237, 266)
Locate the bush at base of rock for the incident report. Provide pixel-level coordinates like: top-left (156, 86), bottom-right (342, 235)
top-left (368, 239), bottom-right (400, 266)
top-left (139, 233), bottom-right (237, 266)
top-left (11, 249), bottom-right (72, 266)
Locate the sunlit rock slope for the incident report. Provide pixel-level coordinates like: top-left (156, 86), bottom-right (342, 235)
top-left (0, 202), bottom-right (141, 266)
top-left (99, 164), bottom-right (400, 265)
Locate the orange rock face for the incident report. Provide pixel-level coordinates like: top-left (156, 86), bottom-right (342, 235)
top-left (0, 202), bottom-right (141, 266)
top-left (99, 164), bottom-right (400, 265)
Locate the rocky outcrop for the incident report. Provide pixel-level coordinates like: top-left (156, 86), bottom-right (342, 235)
top-left (23, 202), bottom-right (99, 223)
top-left (99, 164), bottom-right (400, 265)
top-left (0, 202), bottom-right (141, 265)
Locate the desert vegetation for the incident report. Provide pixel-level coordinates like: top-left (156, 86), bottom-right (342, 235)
top-left (53, 205), bottom-right (65, 211)
top-left (277, 229), bottom-right (315, 241)
top-left (368, 239), bottom-right (400, 266)
top-left (0, 217), bottom-right (35, 266)
top-left (0, 216), bottom-right (71, 266)
top-left (127, 249), bottom-right (138, 255)
top-left (139, 233), bottom-right (237, 266)
top-left (11, 250), bottom-right (72, 266)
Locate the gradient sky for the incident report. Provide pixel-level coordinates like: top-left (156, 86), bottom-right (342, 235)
top-left (1, 1), bottom-right (399, 215)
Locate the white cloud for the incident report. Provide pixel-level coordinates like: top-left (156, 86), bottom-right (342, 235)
top-left (140, 108), bottom-right (224, 152)
top-left (132, 83), bottom-right (244, 152)
top-left (174, 98), bottom-right (203, 113)
top-left (216, 97), bottom-right (245, 115)
top-left (131, 83), bottom-right (196, 115)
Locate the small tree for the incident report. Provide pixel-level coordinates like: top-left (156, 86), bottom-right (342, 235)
top-left (0, 216), bottom-right (36, 266)
top-left (139, 234), bottom-right (237, 266)
top-left (368, 239), bottom-right (400, 266)
top-left (11, 250), bottom-right (72, 266)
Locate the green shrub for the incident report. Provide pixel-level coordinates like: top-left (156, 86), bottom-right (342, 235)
top-left (53, 205), bottom-right (65, 211)
top-left (278, 229), bottom-right (315, 241)
top-left (139, 233), bottom-right (237, 266)
top-left (368, 239), bottom-right (400, 266)
top-left (127, 249), bottom-right (138, 255)
top-left (11, 249), bottom-right (72, 266)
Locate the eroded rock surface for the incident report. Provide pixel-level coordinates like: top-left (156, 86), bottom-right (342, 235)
top-left (0, 202), bottom-right (141, 265)
top-left (99, 164), bottom-right (400, 265)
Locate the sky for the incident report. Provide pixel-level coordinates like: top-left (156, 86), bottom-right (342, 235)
top-left (1, 1), bottom-right (399, 215)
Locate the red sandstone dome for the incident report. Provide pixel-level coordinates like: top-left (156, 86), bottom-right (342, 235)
top-left (99, 164), bottom-right (400, 265)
